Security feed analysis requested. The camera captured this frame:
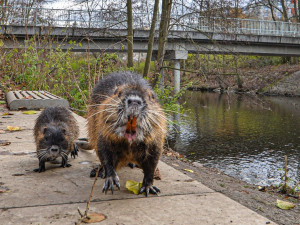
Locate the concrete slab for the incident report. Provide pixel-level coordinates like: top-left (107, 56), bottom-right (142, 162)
top-left (0, 109), bottom-right (277, 224)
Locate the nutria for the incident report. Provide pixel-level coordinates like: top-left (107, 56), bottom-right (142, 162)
top-left (87, 71), bottom-right (167, 196)
top-left (33, 107), bottom-right (79, 172)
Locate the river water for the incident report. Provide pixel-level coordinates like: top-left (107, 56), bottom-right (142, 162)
top-left (168, 91), bottom-right (300, 186)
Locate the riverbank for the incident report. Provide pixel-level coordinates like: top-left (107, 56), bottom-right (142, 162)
top-left (161, 150), bottom-right (299, 225)
top-left (185, 64), bottom-right (300, 96)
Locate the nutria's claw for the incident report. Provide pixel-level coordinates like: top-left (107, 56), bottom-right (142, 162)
top-left (71, 144), bottom-right (79, 158)
top-left (102, 175), bottom-right (120, 194)
top-left (139, 185), bottom-right (160, 197)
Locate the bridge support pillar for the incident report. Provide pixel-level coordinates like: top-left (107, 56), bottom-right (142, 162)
top-left (173, 59), bottom-right (181, 94)
top-left (163, 50), bottom-right (188, 94)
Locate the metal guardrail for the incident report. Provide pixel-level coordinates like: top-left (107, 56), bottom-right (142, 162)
top-left (1, 6), bottom-right (300, 37)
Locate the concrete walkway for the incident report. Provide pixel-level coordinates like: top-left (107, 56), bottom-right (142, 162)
top-left (0, 109), bottom-right (276, 225)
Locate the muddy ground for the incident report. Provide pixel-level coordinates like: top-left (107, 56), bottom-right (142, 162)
top-left (161, 153), bottom-right (300, 225)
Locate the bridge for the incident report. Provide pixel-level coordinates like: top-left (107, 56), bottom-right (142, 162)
top-left (1, 7), bottom-right (300, 57)
top-left (1, 7), bottom-right (300, 92)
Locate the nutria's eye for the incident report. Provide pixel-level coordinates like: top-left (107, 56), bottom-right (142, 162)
top-left (118, 92), bottom-right (122, 98)
top-left (44, 136), bottom-right (49, 141)
top-left (43, 127), bottom-right (48, 134)
top-left (62, 129), bottom-right (66, 135)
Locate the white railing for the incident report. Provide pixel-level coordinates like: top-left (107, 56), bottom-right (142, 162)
top-left (1, 7), bottom-right (300, 37)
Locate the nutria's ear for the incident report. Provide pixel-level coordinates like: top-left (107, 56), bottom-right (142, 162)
top-left (148, 90), bottom-right (156, 100)
top-left (43, 127), bottom-right (48, 134)
top-left (114, 87), bottom-right (122, 97)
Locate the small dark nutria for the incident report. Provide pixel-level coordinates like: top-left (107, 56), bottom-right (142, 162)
top-left (33, 107), bottom-right (79, 172)
top-left (87, 71), bottom-right (167, 196)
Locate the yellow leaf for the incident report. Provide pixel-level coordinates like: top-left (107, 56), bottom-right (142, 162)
top-left (7, 126), bottom-right (22, 131)
top-left (125, 180), bottom-right (142, 195)
top-left (22, 110), bottom-right (37, 115)
top-left (276, 199), bottom-right (296, 210)
top-left (82, 213), bottom-right (106, 223)
top-left (2, 112), bottom-right (13, 116)
top-left (184, 169), bottom-right (194, 173)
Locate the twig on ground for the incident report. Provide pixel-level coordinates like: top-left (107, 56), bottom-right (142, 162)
top-left (75, 165), bottom-right (101, 225)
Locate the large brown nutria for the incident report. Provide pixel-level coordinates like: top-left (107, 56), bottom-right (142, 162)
top-left (87, 71), bottom-right (167, 196)
top-left (33, 107), bottom-right (79, 172)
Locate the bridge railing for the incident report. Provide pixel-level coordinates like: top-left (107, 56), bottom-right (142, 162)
top-left (1, 6), bottom-right (300, 37)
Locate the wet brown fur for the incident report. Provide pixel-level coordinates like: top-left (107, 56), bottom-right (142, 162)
top-left (87, 74), bottom-right (166, 172)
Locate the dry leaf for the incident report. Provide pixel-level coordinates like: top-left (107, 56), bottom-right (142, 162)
top-left (0, 186), bottom-right (9, 193)
top-left (125, 180), bottom-right (142, 195)
top-left (22, 110), bottom-right (37, 115)
top-left (0, 141), bottom-right (11, 146)
top-left (7, 126), bottom-right (22, 131)
top-left (22, 96), bottom-right (33, 99)
top-left (276, 199), bottom-right (296, 210)
top-left (184, 169), bottom-right (194, 173)
top-left (82, 213), bottom-right (106, 223)
top-left (153, 168), bottom-right (162, 180)
top-left (2, 112), bottom-right (13, 116)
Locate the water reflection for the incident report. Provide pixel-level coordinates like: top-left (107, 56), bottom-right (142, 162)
top-left (168, 91), bottom-right (300, 186)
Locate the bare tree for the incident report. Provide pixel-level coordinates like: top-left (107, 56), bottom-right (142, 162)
top-left (143, 0), bottom-right (160, 78)
top-left (127, 0), bottom-right (133, 68)
top-left (153, 0), bottom-right (173, 88)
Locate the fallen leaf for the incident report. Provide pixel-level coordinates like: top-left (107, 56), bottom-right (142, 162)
top-left (7, 126), bottom-right (22, 131)
top-left (2, 112), bottom-right (13, 116)
top-left (153, 168), bottom-right (162, 180)
top-left (0, 141), bottom-right (11, 146)
top-left (276, 199), bottom-right (296, 210)
top-left (125, 180), bottom-right (142, 195)
top-left (82, 213), bottom-right (106, 223)
top-left (22, 110), bottom-right (37, 115)
top-left (0, 101), bottom-right (6, 104)
top-left (22, 96), bottom-right (33, 99)
top-left (184, 169), bottom-right (194, 173)
top-left (0, 186), bottom-right (9, 193)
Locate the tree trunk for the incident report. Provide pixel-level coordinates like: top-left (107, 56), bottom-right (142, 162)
top-left (143, 0), bottom-right (160, 78)
top-left (280, 0), bottom-right (288, 22)
top-left (152, 0), bottom-right (173, 87)
top-left (267, 0), bottom-right (276, 21)
top-left (293, 0), bottom-right (299, 22)
top-left (127, 0), bottom-right (133, 68)
top-left (298, 0), bottom-right (300, 22)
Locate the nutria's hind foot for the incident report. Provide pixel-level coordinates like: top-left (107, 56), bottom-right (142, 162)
top-left (139, 185), bottom-right (160, 197)
top-left (71, 143), bottom-right (79, 158)
top-left (90, 166), bottom-right (105, 178)
top-left (102, 174), bottom-right (120, 194)
top-left (34, 160), bottom-right (46, 173)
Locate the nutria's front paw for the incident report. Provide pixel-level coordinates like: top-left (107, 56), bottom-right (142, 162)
top-left (71, 144), bottom-right (79, 158)
top-left (90, 166), bottom-right (105, 178)
top-left (33, 167), bottom-right (46, 173)
top-left (139, 185), bottom-right (160, 197)
top-left (102, 175), bottom-right (120, 194)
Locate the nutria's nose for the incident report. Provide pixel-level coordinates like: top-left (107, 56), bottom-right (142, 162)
top-left (127, 98), bottom-right (142, 106)
top-left (50, 146), bottom-right (59, 152)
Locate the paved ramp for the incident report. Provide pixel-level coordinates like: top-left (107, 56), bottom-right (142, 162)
top-left (0, 110), bottom-right (276, 225)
